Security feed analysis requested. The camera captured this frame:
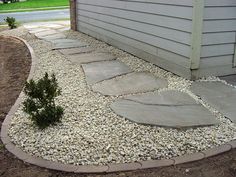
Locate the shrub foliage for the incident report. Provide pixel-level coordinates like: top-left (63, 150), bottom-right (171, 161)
top-left (4, 17), bottom-right (17, 29)
top-left (23, 73), bottom-right (64, 129)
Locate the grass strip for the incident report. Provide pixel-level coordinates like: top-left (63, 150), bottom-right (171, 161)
top-left (0, 0), bottom-right (69, 11)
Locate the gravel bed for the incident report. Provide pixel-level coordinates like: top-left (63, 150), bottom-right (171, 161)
top-left (1, 26), bottom-right (236, 166)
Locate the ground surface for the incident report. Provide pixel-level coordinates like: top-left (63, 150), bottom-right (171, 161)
top-left (0, 0), bottom-right (68, 12)
top-left (0, 25), bottom-right (8, 32)
top-left (0, 26), bottom-right (236, 177)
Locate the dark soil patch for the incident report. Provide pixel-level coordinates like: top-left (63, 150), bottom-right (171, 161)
top-left (0, 35), bottom-right (235, 177)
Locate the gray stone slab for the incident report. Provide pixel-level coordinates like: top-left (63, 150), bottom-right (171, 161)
top-left (59, 47), bottom-right (94, 55)
top-left (29, 28), bottom-right (48, 34)
top-left (41, 24), bottom-right (64, 29)
top-left (34, 30), bottom-right (58, 38)
top-left (111, 99), bottom-right (219, 128)
top-left (24, 24), bottom-right (40, 29)
top-left (220, 75), bottom-right (236, 86)
top-left (40, 33), bottom-right (66, 41)
top-left (82, 60), bottom-right (132, 85)
top-left (50, 39), bottom-right (81, 44)
top-left (67, 53), bottom-right (116, 64)
top-left (57, 27), bottom-right (70, 32)
top-left (191, 81), bottom-right (236, 123)
top-left (92, 72), bottom-right (168, 96)
top-left (52, 40), bottom-right (88, 50)
top-left (125, 90), bottom-right (197, 105)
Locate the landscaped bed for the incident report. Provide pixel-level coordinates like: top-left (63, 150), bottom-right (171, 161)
top-left (0, 23), bottom-right (236, 167)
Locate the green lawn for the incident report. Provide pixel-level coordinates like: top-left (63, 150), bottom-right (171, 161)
top-left (0, 0), bottom-right (69, 12)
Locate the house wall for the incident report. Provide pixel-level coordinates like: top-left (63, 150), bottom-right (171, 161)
top-left (194, 0), bottom-right (236, 78)
top-left (75, 0), bottom-right (236, 79)
top-left (76, 0), bottom-right (194, 78)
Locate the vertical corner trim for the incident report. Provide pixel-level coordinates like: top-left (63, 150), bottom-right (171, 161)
top-left (70, 0), bottom-right (78, 31)
top-left (190, 0), bottom-right (205, 70)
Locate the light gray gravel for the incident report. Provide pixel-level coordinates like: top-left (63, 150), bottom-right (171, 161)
top-left (1, 24), bottom-right (236, 166)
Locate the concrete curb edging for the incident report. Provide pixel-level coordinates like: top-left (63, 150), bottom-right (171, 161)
top-left (0, 36), bottom-right (236, 174)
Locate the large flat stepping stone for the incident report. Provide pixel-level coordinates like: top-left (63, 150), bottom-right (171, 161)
top-left (41, 24), bottom-right (64, 29)
top-left (57, 27), bottom-right (70, 32)
top-left (24, 24), bottom-right (40, 29)
top-left (52, 39), bottom-right (88, 50)
top-left (125, 90), bottom-right (197, 105)
top-left (220, 75), bottom-right (236, 86)
top-left (92, 72), bottom-right (168, 96)
top-left (50, 39), bottom-right (81, 44)
top-left (40, 33), bottom-right (66, 41)
top-left (34, 30), bottom-right (58, 38)
top-left (67, 53), bottom-right (116, 64)
top-left (82, 60), bottom-right (132, 85)
top-left (59, 47), bottom-right (94, 55)
top-left (191, 81), bottom-right (236, 123)
top-left (111, 91), bottom-right (219, 128)
top-left (29, 28), bottom-right (48, 34)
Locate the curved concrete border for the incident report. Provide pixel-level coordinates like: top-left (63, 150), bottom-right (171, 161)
top-left (1, 36), bottom-right (236, 174)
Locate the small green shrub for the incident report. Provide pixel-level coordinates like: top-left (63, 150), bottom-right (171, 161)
top-left (4, 17), bottom-right (17, 29)
top-left (23, 73), bottom-right (64, 129)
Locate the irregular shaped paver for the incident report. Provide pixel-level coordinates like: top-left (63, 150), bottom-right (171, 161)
top-left (29, 28), bottom-right (48, 34)
top-left (41, 24), bottom-right (64, 29)
top-left (50, 39), bottom-right (82, 44)
top-left (34, 30), bottom-right (58, 38)
top-left (23, 24), bottom-right (39, 29)
top-left (92, 72), bottom-right (167, 96)
top-left (125, 91), bottom-right (197, 105)
top-left (111, 91), bottom-right (219, 128)
top-left (52, 39), bottom-right (88, 50)
top-left (67, 53), bottom-right (116, 64)
top-left (57, 27), bottom-right (70, 32)
top-left (191, 81), bottom-right (236, 123)
top-left (82, 60), bottom-right (132, 85)
top-left (220, 75), bottom-right (236, 86)
top-left (39, 33), bottom-right (66, 41)
top-left (59, 47), bottom-right (94, 55)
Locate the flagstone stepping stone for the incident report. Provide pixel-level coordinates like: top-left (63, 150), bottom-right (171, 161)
top-left (220, 75), bottom-right (236, 86)
top-left (50, 39), bottom-right (81, 44)
top-left (82, 60), bottom-right (132, 85)
top-left (39, 33), bottom-right (66, 41)
top-left (41, 24), bottom-right (64, 29)
top-left (29, 28), bottom-right (48, 34)
top-left (125, 90), bottom-right (197, 105)
top-left (67, 53), bottom-right (116, 64)
top-left (191, 81), bottom-right (236, 123)
top-left (92, 72), bottom-right (168, 96)
top-left (57, 27), bottom-right (70, 32)
top-left (110, 91), bottom-right (219, 128)
top-left (52, 40), bottom-right (88, 50)
top-left (24, 24), bottom-right (40, 29)
top-left (59, 47), bottom-right (94, 55)
top-left (34, 30), bottom-right (58, 38)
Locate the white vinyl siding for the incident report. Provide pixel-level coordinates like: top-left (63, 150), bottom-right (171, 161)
top-left (75, 0), bottom-right (236, 79)
top-left (201, 0), bottom-right (236, 70)
top-left (77, 0), bottom-right (193, 76)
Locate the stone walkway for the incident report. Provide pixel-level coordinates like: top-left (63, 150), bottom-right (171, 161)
top-left (191, 81), bottom-right (236, 123)
top-left (23, 22), bottom-right (236, 129)
top-left (111, 91), bottom-right (219, 128)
